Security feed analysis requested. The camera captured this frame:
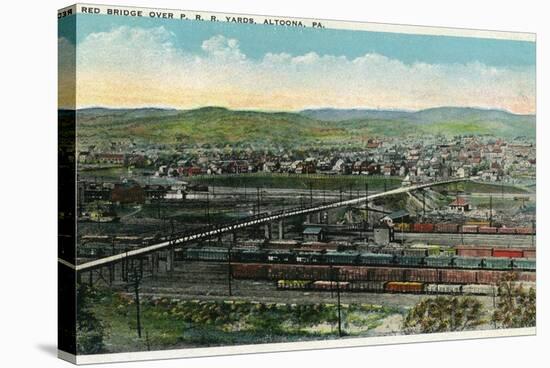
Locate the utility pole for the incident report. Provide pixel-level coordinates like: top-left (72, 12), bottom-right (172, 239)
top-left (364, 182), bottom-right (369, 231)
top-left (309, 182), bottom-right (313, 206)
top-left (336, 268), bottom-right (342, 337)
top-left (128, 260), bottom-right (143, 338)
top-left (489, 195), bottom-right (493, 227)
top-left (228, 232), bottom-right (234, 296)
top-left (256, 187), bottom-right (261, 215)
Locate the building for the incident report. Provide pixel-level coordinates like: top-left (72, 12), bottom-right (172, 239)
top-left (381, 210), bottom-right (410, 227)
top-left (449, 197), bottom-right (470, 212)
top-left (303, 227), bottom-right (325, 242)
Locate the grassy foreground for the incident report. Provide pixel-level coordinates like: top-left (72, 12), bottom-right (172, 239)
top-left (88, 289), bottom-right (400, 353)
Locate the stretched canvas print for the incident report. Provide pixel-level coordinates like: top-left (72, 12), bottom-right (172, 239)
top-left (58, 3), bottom-right (536, 364)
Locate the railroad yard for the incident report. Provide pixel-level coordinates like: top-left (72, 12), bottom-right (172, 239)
top-left (76, 174), bottom-right (536, 353)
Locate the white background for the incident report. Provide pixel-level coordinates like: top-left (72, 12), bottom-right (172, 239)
top-left (0, 0), bottom-right (547, 366)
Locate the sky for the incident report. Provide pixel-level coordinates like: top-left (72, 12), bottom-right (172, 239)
top-left (58, 14), bottom-right (536, 114)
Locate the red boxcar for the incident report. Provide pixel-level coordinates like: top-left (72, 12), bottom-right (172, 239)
top-left (497, 227), bottom-right (516, 234)
top-left (435, 223), bottom-right (459, 233)
top-left (406, 268), bottom-right (439, 283)
top-left (515, 227), bottom-right (535, 235)
top-left (232, 263), bottom-right (268, 279)
top-left (492, 248), bottom-right (524, 258)
top-left (339, 266), bottom-right (369, 281)
top-left (456, 246), bottom-right (493, 257)
top-left (479, 226), bottom-right (498, 233)
top-left (477, 271), bottom-right (502, 284)
top-left (461, 225), bottom-right (479, 233)
top-left (523, 249), bottom-right (536, 258)
top-left (370, 267), bottom-right (405, 282)
top-left (518, 272), bottom-right (536, 282)
top-left (440, 269), bottom-right (477, 284)
top-left (412, 223), bottom-right (435, 233)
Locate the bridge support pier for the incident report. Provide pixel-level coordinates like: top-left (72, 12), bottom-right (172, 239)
top-left (167, 248), bottom-right (175, 273)
top-left (306, 214), bottom-right (311, 224)
top-left (264, 223), bottom-right (271, 240)
top-left (278, 220), bottom-right (284, 240)
top-left (317, 212), bottom-right (322, 223)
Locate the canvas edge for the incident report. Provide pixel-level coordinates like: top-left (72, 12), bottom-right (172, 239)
top-left (60, 327), bottom-right (535, 365)
top-left (58, 2), bottom-right (535, 42)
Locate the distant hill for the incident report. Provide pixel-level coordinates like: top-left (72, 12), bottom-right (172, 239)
top-left (301, 106), bottom-right (535, 138)
top-left (74, 106), bottom-right (535, 147)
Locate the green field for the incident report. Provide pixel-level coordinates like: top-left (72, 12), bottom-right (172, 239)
top-left (86, 289), bottom-right (399, 353)
top-left (188, 173), bottom-right (401, 191)
top-left (434, 181), bottom-right (528, 194)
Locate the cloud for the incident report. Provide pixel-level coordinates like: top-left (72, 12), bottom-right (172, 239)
top-left (66, 26), bottom-right (535, 114)
top-left (201, 35), bottom-right (245, 61)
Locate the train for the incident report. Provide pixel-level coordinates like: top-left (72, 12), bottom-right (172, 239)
top-left (276, 279), bottom-right (535, 296)
top-left (181, 246), bottom-right (536, 271)
top-left (232, 263), bottom-right (536, 285)
top-left (393, 222), bottom-right (535, 235)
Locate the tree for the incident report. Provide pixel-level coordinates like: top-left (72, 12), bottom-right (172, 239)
top-left (403, 296), bottom-right (484, 334)
top-left (492, 273), bottom-right (536, 328)
top-left (76, 283), bottom-right (107, 354)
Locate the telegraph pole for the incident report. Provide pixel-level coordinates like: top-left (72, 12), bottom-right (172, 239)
top-left (228, 232), bottom-right (234, 296)
top-left (489, 195), bottom-right (493, 227)
top-left (128, 260), bottom-right (143, 338)
top-left (336, 268), bottom-right (342, 337)
top-left (364, 182), bottom-right (369, 231)
top-left (256, 187), bottom-right (261, 215)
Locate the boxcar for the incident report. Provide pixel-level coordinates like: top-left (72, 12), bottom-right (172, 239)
top-left (515, 227), bottom-right (535, 235)
top-left (436, 284), bottom-right (462, 294)
top-left (232, 263), bottom-right (268, 279)
top-left (396, 255), bottom-right (424, 267)
top-left (349, 281), bottom-right (386, 292)
top-left (512, 258), bottom-right (536, 271)
top-left (440, 269), bottom-right (477, 284)
top-left (337, 266), bottom-right (368, 281)
top-left (277, 279), bottom-right (312, 290)
top-left (461, 225), bottom-right (479, 233)
top-left (479, 226), bottom-right (498, 234)
top-left (492, 248), bottom-right (523, 258)
top-left (403, 248), bottom-right (428, 257)
top-left (517, 272), bottom-right (536, 282)
top-left (522, 249), bottom-right (536, 259)
top-left (455, 246), bottom-right (493, 257)
top-left (266, 250), bottom-right (294, 263)
top-left (483, 257), bottom-right (512, 270)
top-left (453, 256), bottom-right (483, 269)
top-left (406, 268), bottom-right (439, 283)
top-left (325, 251), bottom-right (359, 265)
top-left (370, 267), bottom-right (405, 282)
top-left (497, 227), bottom-right (516, 234)
top-left (358, 253), bottom-right (394, 266)
top-left (239, 249), bottom-right (266, 263)
top-left (435, 223), bottom-right (459, 233)
top-left (412, 223), bottom-right (435, 232)
top-left (385, 281), bottom-right (423, 293)
top-left (476, 270), bottom-right (502, 284)
top-left (311, 281), bottom-right (350, 291)
top-left (425, 256), bottom-right (453, 268)
top-left (295, 251), bottom-right (324, 264)
top-left (462, 284), bottom-right (497, 295)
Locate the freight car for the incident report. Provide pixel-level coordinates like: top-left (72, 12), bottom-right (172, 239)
top-left (182, 246), bottom-right (536, 271)
top-left (397, 223), bottom-right (535, 235)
